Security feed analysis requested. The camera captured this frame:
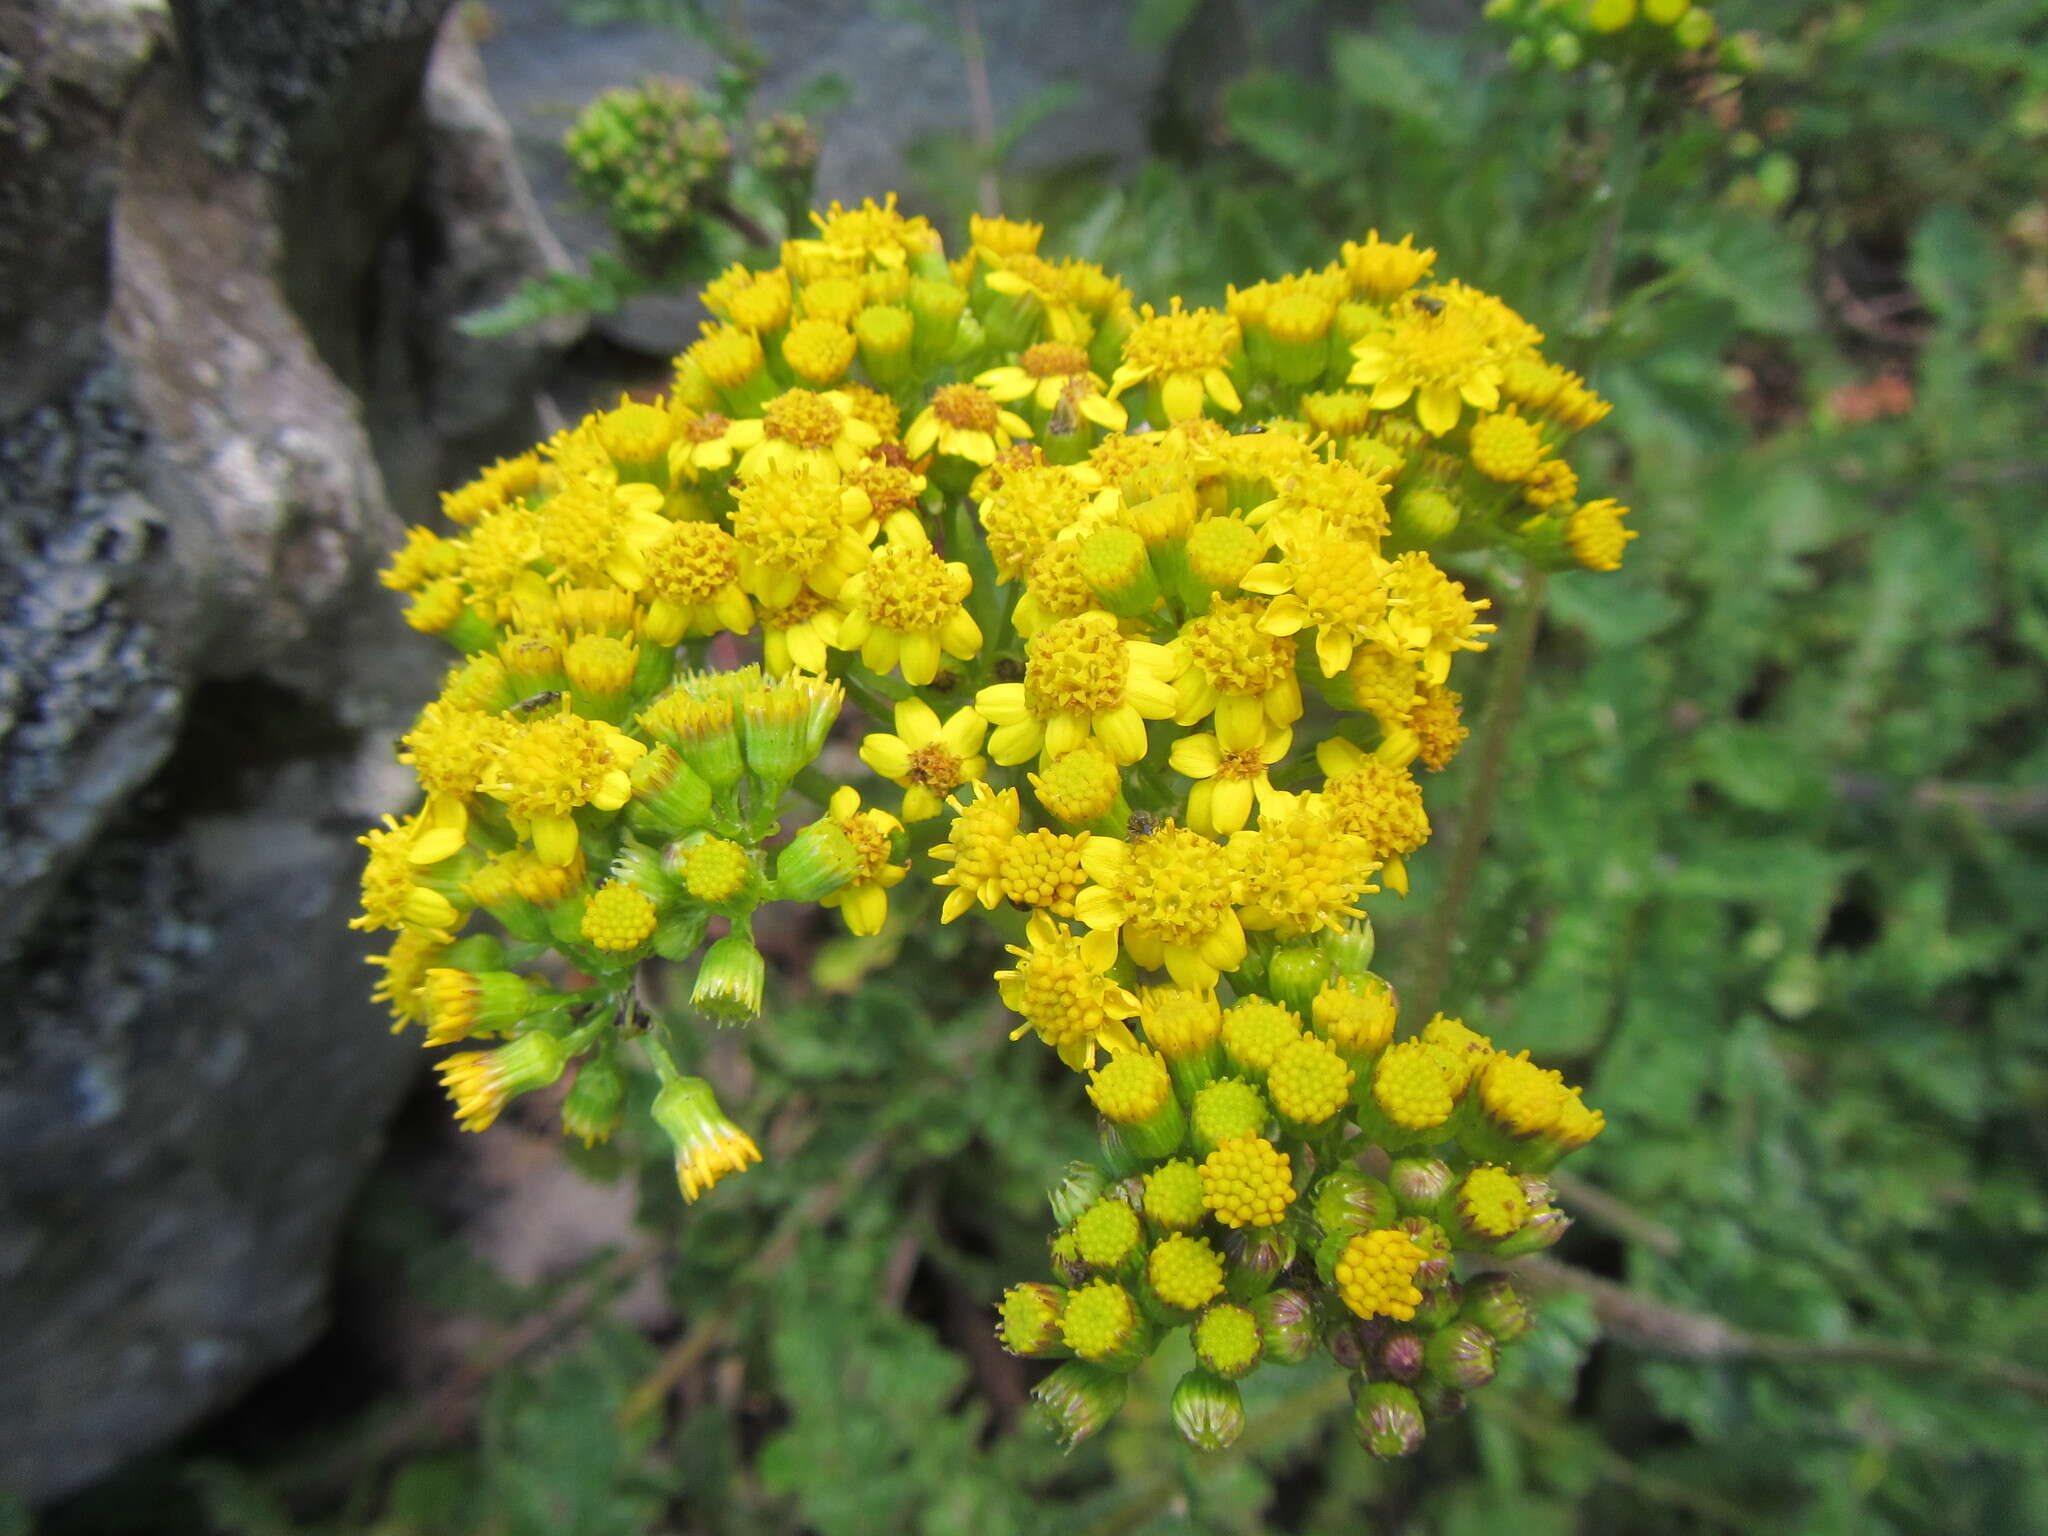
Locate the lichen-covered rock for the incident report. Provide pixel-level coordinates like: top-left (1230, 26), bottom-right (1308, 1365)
top-left (0, 0), bottom-right (576, 1505)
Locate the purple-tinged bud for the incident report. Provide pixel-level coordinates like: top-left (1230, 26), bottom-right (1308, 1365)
top-left (1377, 1328), bottom-right (1426, 1383)
top-left (1490, 1204), bottom-right (1572, 1258)
top-left (1416, 1380), bottom-right (1467, 1419)
top-left (1423, 1321), bottom-right (1498, 1390)
top-left (1250, 1287), bottom-right (1320, 1365)
top-left (1412, 1277), bottom-right (1463, 1332)
top-left (1032, 1361), bottom-right (1128, 1450)
top-left (1312, 1169), bottom-right (1396, 1239)
top-left (1388, 1157), bottom-right (1454, 1214)
top-left (1395, 1217), bottom-right (1455, 1289)
top-left (1326, 1320), bottom-right (1366, 1371)
top-left (1461, 1273), bottom-right (1535, 1343)
top-left (1352, 1381), bottom-right (1426, 1459)
top-left (1047, 1161), bottom-right (1108, 1229)
top-left (1223, 1223), bottom-right (1297, 1300)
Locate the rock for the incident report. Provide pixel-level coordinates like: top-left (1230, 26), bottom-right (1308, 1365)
top-left (0, 0), bottom-right (577, 1505)
top-left (473, 0), bottom-right (1169, 356)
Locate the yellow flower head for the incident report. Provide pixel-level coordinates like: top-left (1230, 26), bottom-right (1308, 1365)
top-left (859, 698), bottom-right (989, 822)
top-left (1086, 1046), bottom-right (1171, 1126)
top-left (1148, 1233), bottom-right (1226, 1310)
top-left (729, 467), bottom-right (873, 609)
top-left (1347, 645), bottom-right (1422, 730)
top-left (1409, 679), bottom-right (1468, 771)
top-left (905, 383), bottom-right (1034, 467)
top-left (652, 1075), bottom-right (763, 1202)
top-left (367, 930), bottom-right (445, 1030)
top-left (757, 585), bottom-right (843, 675)
top-left (1468, 408), bottom-right (1546, 483)
top-left (1348, 283), bottom-right (1540, 435)
top-left (929, 781), bottom-right (1022, 922)
top-left (682, 322), bottom-right (766, 392)
top-left (1475, 1049), bottom-right (1568, 1138)
top-left (1568, 498), bottom-right (1637, 571)
top-left (976, 610), bottom-right (1179, 767)
top-left (799, 195), bottom-right (937, 272)
top-left (1169, 596), bottom-right (1304, 749)
top-left (1266, 1034), bottom-right (1355, 1126)
top-left (995, 911), bottom-right (1142, 1069)
top-left (969, 211), bottom-right (1044, 259)
top-left (781, 317), bottom-right (858, 384)
top-left (643, 521), bottom-right (754, 643)
top-left (1142, 1159), bottom-right (1208, 1230)
top-left (816, 784), bottom-right (907, 936)
top-left (580, 881), bottom-right (658, 953)
top-left (440, 451), bottom-right (542, 525)
top-left (1028, 741), bottom-right (1123, 826)
top-left (1457, 1165), bottom-right (1532, 1239)
top-left (1372, 1039), bottom-right (1458, 1132)
top-left (1219, 996), bottom-right (1304, 1078)
top-left (1333, 1228), bottom-right (1426, 1320)
top-left (702, 261), bottom-right (792, 332)
top-left (480, 711), bottom-right (649, 866)
top-left (1315, 737), bottom-right (1430, 888)
top-left (976, 343), bottom-right (1130, 432)
top-left (724, 388), bottom-right (882, 483)
top-left (1111, 300), bottom-right (1242, 423)
top-left (1138, 984), bottom-right (1223, 1060)
top-left (534, 473), bottom-right (672, 591)
top-left (1073, 820), bottom-right (1246, 989)
top-left (352, 812), bottom-right (466, 937)
top-left (1059, 1279), bottom-right (1139, 1362)
top-left (437, 1031), bottom-right (570, 1134)
top-left (1199, 1135), bottom-right (1295, 1228)
top-left (380, 525), bottom-right (462, 593)
top-left (1312, 973), bottom-right (1398, 1058)
top-left (1420, 1012), bottom-right (1495, 1092)
top-left (1167, 723), bottom-right (1291, 836)
top-left (1248, 455), bottom-right (1391, 549)
top-left (1241, 531), bottom-right (1391, 676)
top-left (976, 462), bottom-right (1112, 582)
top-left (1341, 230), bottom-right (1438, 301)
top-left (797, 275), bottom-right (866, 327)
top-left (998, 827), bottom-right (1094, 917)
top-left (832, 513), bottom-right (981, 685)
top-left (1379, 551), bottom-right (1496, 686)
top-left (1231, 799), bottom-right (1375, 938)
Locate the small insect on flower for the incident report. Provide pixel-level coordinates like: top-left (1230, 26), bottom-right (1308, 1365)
top-left (510, 690), bottom-right (565, 715)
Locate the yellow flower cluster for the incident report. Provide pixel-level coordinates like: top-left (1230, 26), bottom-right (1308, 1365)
top-left (360, 198), bottom-right (1628, 1452)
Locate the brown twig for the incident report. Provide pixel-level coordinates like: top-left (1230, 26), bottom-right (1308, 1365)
top-left (617, 1134), bottom-right (895, 1426)
top-left (1548, 1169), bottom-right (1683, 1258)
top-left (1511, 1256), bottom-right (2048, 1401)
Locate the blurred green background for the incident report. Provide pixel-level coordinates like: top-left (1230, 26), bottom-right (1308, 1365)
top-left (36, 2), bottom-right (2048, 1532)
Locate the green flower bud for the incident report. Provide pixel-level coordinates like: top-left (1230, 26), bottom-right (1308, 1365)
top-left (1076, 526), bottom-right (1161, 619)
top-left (908, 279), bottom-right (967, 366)
top-left (741, 674), bottom-right (842, 788)
top-left (1048, 1161), bottom-right (1109, 1229)
top-left (439, 933), bottom-right (508, 973)
top-left (1415, 1379), bottom-right (1467, 1420)
top-left (651, 906), bottom-right (709, 962)
top-left (1352, 1380), bottom-right (1425, 1459)
top-left (1265, 944), bottom-right (1330, 1017)
top-left (1423, 1320), bottom-right (1497, 1390)
top-left (1489, 1203), bottom-right (1572, 1257)
top-left (692, 931), bottom-right (765, 1024)
top-left (1032, 1361), bottom-right (1128, 1449)
top-left (855, 304), bottom-right (915, 386)
top-left (1171, 1369), bottom-right (1246, 1451)
top-left (1460, 1273), bottom-right (1535, 1344)
top-left (1223, 1223), bottom-right (1297, 1301)
top-left (628, 744), bottom-right (714, 836)
top-left (561, 1053), bottom-right (627, 1147)
top-left (1312, 1169), bottom-right (1397, 1240)
top-left (998, 1282), bottom-right (1069, 1358)
top-left (1544, 30), bottom-right (1585, 70)
top-left (1412, 1276), bottom-right (1463, 1332)
top-left (1191, 1077), bottom-right (1269, 1155)
top-left (1251, 1286), bottom-right (1321, 1365)
top-left (772, 816), bottom-right (860, 901)
top-left (1392, 486), bottom-right (1461, 547)
top-left (1388, 1157), bottom-right (1454, 1214)
top-left (1191, 1302), bottom-right (1263, 1380)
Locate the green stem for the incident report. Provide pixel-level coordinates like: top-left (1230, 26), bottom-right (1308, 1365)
top-left (1407, 567), bottom-right (1547, 1024)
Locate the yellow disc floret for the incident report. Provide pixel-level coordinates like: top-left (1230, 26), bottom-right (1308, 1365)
top-left (1568, 498), bottom-right (1637, 572)
top-left (1334, 1228), bottom-right (1426, 1321)
top-left (684, 837), bottom-right (753, 903)
top-left (1266, 1034), bottom-right (1355, 1126)
top-left (1073, 1198), bottom-right (1143, 1270)
top-left (1142, 1159), bottom-right (1208, 1230)
top-left (1371, 1040), bottom-right (1457, 1132)
top-left (1086, 1047), bottom-right (1171, 1126)
top-left (1148, 1233), bottom-right (1226, 1310)
top-left (1457, 1165), bottom-right (1531, 1239)
top-left (1199, 1135), bottom-right (1295, 1229)
top-left (1059, 1279), bottom-right (1139, 1362)
top-left (1220, 997), bottom-right (1304, 1078)
top-left (580, 881), bottom-right (657, 952)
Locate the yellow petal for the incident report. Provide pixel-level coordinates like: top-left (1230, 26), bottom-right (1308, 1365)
top-left (532, 814), bottom-right (580, 868)
top-left (1160, 372), bottom-right (1205, 422)
top-left (974, 682), bottom-right (1031, 726)
top-left (1416, 385), bottom-right (1461, 436)
top-left (940, 705), bottom-right (989, 755)
top-left (860, 732), bottom-right (913, 780)
top-left (1169, 733), bottom-right (1223, 778)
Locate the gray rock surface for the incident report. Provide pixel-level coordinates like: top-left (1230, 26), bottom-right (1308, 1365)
top-left (0, 0), bottom-right (578, 1505)
top-left (475, 0), bottom-right (1169, 355)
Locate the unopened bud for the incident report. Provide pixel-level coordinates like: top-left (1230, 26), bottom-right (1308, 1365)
top-left (1171, 1369), bottom-right (1246, 1451)
top-left (1352, 1380), bottom-right (1425, 1459)
top-left (773, 817), bottom-right (860, 901)
top-left (1460, 1273), bottom-right (1535, 1344)
top-left (1423, 1320), bottom-right (1497, 1390)
top-left (1048, 1161), bottom-right (1109, 1229)
top-left (1251, 1286), bottom-right (1321, 1365)
top-left (692, 931), bottom-right (765, 1024)
top-left (561, 1053), bottom-right (627, 1147)
top-left (1388, 1157), bottom-right (1454, 1214)
top-left (1032, 1361), bottom-right (1127, 1449)
top-left (1312, 1169), bottom-right (1397, 1240)
top-left (998, 1282), bottom-right (1069, 1357)
top-left (1377, 1328), bottom-right (1426, 1383)
top-left (1223, 1222), bottom-right (1297, 1301)
top-left (1265, 944), bottom-right (1330, 1017)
